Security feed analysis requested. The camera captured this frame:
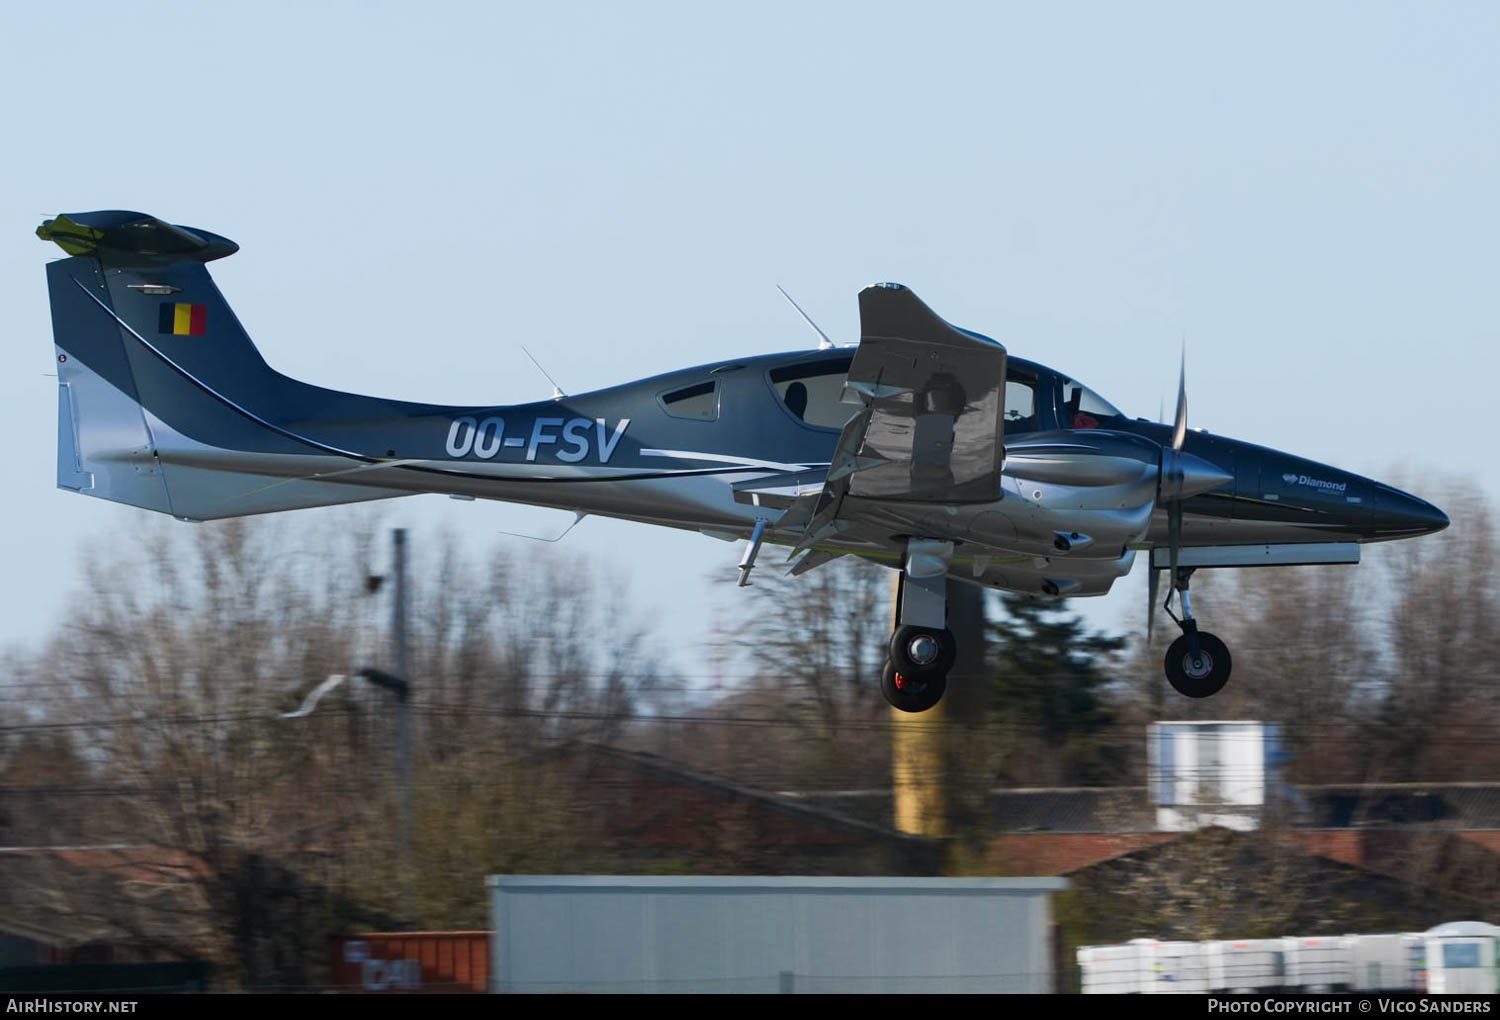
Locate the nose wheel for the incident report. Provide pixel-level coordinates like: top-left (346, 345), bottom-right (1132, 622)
top-left (1160, 567), bottom-right (1232, 698)
top-left (1165, 631), bottom-right (1231, 698)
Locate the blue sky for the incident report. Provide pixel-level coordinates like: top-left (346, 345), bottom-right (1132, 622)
top-left (4, 2), bottom-right (1496, 677)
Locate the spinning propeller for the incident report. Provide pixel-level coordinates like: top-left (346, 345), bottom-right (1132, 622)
top-left (1147, 349), bottom-right (1231, 641)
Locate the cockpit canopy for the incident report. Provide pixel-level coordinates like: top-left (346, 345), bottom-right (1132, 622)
top-left (1059, 376), bottom-right (1126, 430)
top-left (753, 352), bottom-right (1130, 436)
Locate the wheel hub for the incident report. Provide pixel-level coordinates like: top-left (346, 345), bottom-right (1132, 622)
top-left (1183, 652), bottom-right (1213, 680)
top-left (906, 634), bottom-right (940, 666)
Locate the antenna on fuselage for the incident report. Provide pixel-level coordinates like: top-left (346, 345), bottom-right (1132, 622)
top-left (776, 285), bottom-right (836, 350)
top-left (520, 346), bottom-right (567, 400)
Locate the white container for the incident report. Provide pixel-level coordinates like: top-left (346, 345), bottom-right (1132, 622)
top-left (1139, 940), bottom-right (1209, 993)
top-left (489, 875), bottom-right (1068, 994)
top-left (1347, 933), bottom-right (1425, 992)
top-left (1078, 941), bottom-right (1145, 994)
top-left (1148, 721), bottom-right (1283, 831)
top-left (1287, 935), bottom-right (1351, 991)
top-left (1078, 939), bottom-right (1207, 994)
top-left (1206, 938), bottom-right (1292, 992)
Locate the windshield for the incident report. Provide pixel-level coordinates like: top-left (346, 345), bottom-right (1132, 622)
top-left (1060, 377), bottom-right (1126, 429)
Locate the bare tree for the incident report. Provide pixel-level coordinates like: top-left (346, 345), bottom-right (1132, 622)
top-left (733, 556), bottom-right (890, 731)
top-left (5, 509), bottom-right (672, 986)
top-left (1365, 479), bottom-right (1500, 779)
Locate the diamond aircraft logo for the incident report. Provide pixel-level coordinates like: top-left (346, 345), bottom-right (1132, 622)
top-left (1284, 472), bottom-right (1347, 493)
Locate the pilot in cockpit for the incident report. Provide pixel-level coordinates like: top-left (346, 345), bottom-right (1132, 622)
top-left (1062, 379), bottom-right (1123, 430)
top-left (783, 381), bottom-right (808, 421)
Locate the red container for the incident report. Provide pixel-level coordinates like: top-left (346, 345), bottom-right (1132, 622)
top-left (330, 931), bottom-right (489, 993)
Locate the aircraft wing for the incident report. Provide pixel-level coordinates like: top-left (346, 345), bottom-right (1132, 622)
top-left (838, 283), bottom-right (1007, 503)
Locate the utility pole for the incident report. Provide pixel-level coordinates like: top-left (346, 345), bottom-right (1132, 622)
top-left (288, 526), bottom-right (415, 926)
top-left (392, 528), bottom-right (414, 929)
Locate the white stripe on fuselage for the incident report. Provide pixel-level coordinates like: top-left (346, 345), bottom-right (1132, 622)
top-left (639, 449), bottom-right (827, 472)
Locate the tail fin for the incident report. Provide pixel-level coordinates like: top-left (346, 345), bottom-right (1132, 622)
top-left (40, 211), bottom-right (407, 520)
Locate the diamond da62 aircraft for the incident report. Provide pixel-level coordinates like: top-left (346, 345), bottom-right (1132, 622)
top-left (37, 210), bottom-right (1449, 712)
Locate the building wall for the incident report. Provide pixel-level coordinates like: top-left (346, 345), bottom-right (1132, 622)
top-left (488, 875), bottom-right (1067, 994)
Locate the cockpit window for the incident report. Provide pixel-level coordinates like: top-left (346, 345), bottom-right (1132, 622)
top-left (659, 380), bottom-right (719, 420)
top-left (1005, 375), bottom-right (1039, 434)
top-left (767, 356), bottom-right (854, 429)
top-left (1061, 377), bottom-right (1125, 429)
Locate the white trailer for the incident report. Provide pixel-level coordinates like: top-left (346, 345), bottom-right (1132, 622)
top-left (1426, 921), bottom-right (1500, 994)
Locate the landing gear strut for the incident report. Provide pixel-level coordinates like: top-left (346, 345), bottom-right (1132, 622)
top-left (880, 541), bottom-right (957, 713)
top-left (1161, 567), bottom-right (1232, 698)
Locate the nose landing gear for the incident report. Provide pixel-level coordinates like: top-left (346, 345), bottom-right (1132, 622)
top-left (1161, 567), bottom-right (1232, 698)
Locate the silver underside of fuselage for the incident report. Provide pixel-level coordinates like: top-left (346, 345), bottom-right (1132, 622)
top-left (121, 421), bottom-right (1318, 599)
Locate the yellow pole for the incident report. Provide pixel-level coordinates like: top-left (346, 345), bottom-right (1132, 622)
top-left (891, 575), bottom-right (987, 840)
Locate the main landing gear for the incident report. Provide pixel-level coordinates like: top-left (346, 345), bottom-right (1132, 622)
top-left (881, 540), bottom-right (957, 713)
top-left (883, 625), bottom-right (956, 713)
top-left (1161, 567), bottom-right (1232, 698)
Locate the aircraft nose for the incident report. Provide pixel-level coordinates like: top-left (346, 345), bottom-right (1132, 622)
top-left (1372, 486), bottom-right (1449, 538)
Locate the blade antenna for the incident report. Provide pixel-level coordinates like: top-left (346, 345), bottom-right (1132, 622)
top-left (496, 511), bottom-right (587, 543)
top-left (521, 346), bottom-right (567, 400)
top-left (776, 285), bottom-right (836, 350)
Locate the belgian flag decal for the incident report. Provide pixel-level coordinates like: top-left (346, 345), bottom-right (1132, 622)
top-left (158, 302), bottom-right (207, 336)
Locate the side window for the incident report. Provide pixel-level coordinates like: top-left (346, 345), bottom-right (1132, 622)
top-left (1443, 943), bottom-right (1482, 969)
top-left (767, 357), bottom-right (854, 430)
top-left (1005, 377), bottom-right (1038, 434)
top-left (659, 380), bottom-right (718, 420)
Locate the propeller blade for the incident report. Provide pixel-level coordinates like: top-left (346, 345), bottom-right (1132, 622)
top-left (1171, 345), bottom-right (1187, 451)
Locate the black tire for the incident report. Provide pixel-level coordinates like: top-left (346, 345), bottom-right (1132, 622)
top-left (1164, 631), bottom-right (1232, 698)
top-left (880, 659), bottom-right (947, 713)
top-left (888, 625), bottom-right (957, 677)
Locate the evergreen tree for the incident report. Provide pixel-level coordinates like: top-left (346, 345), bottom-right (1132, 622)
top-left (986, 592), bottom-right (1127, 784)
